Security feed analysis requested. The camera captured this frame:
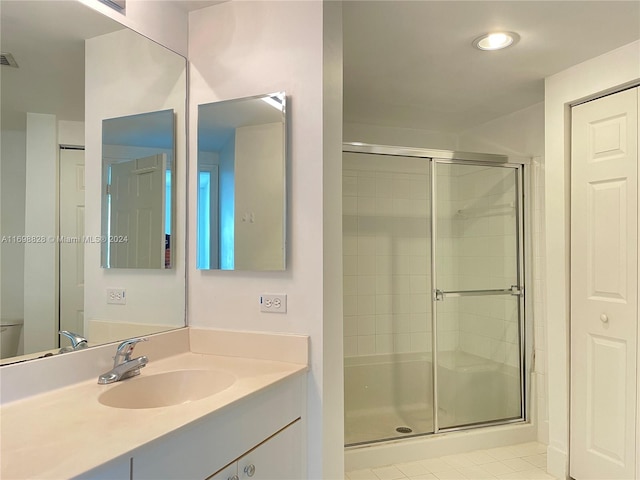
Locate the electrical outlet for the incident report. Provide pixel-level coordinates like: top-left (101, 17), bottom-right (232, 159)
top-left (107, 288), bottom-right (126, 305)
top-left (260, 294), bottom-right (287, 313)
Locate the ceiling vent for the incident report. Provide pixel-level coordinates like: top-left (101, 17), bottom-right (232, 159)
top-left (0, 53), bottom-right (19, 68)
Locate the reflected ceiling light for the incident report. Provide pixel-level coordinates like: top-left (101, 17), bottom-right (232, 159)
top-left (473, 32), bottom-right (519, 51)
top-left (261, 93), bottom-right (285, 111)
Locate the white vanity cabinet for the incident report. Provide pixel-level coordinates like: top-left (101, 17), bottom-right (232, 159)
top-left (208, 419), bottom-right (302, 480)
top-left (129, 374), bottom-right (305, 480)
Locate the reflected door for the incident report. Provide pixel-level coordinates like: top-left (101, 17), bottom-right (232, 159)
top-left (432, 161), bottom-right (524, 430)
top-left (108, 154), bottom-right (165, 268)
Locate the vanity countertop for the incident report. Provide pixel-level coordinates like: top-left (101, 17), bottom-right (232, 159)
top-left (0, 329), bottom-right (308, 480)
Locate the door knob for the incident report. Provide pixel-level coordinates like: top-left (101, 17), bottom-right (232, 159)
top-left (600, 314), bottom-right (609, 323)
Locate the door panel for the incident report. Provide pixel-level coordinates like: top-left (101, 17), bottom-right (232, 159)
top-left (570, 87), bottom-right (638, 480)
top-left (586, 335), bottom-right (627, 464)
top-left (433, 161), bottom-right (523, 430)
top-left (109, 154), bottom-right (165, 268)
top-left (588, 179), bottom-right (628, 301)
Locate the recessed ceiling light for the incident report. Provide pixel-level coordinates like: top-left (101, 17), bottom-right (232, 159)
top-left (473, 32), bottom-right (520, 51)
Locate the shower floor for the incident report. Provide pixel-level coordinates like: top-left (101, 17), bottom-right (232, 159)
top-left (345, 404), bottom-right (454, 445)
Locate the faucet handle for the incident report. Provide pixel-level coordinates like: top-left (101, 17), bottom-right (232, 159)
top-left (59, 330), bottom-right (88, 349)
top-left (115, 337), bottom-right (147, 363)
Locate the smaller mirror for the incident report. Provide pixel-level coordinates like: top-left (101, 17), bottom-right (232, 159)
top-left (101, 109), bottom-right (175, 269)
top-left (197, 92), bottom-right (287, 271)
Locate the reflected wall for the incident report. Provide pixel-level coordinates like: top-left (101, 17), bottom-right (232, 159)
top-left (197, 93), bottom-right (286, 271)
top-left (85, 27), bottom-right (187, 345)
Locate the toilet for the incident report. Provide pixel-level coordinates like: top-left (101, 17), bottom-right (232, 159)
top-left (1, 319), bottom-right (23, 359)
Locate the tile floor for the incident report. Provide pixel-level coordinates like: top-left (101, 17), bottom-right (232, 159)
top-left (346, 442), bottom-right (559, 480)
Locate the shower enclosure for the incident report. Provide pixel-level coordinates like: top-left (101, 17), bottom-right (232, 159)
top-left (343, 144), bottom-right (526, 446)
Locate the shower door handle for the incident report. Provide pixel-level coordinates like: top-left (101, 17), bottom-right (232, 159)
top-left (434, 287), bottom-right (522, 301)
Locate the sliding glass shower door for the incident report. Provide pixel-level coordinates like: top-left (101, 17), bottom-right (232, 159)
top-left (342, 147), bottom-right (526, 446)
top-left (432, 161), bottom-right (524, 430)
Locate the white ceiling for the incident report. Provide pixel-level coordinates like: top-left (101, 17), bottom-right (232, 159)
top-left (343, 1), bottom-right (640, 133)
top-left (3, 1), bottom-right (638, 135)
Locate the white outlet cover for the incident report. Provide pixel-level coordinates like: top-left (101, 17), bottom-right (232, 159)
top-left (260, 294), bottom-right (287, 313)
top-left (107, 288), bottom-right (126, 305)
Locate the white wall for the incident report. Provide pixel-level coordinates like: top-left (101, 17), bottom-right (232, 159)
top-left (85, 27), bottom-right (186, 329)
top-left (58, 120), bottom-right (85, 146)
top-left (234, 123), bottom-right (284, 270)
top-left (0, 129), bottom-right (26, 323)
top-left (344, 122), bottom-right (458, 150)
top-left (23, 113), bottom-right (57, 353)
top-left (188, 2), bottom-right (343, 477)
top-left (544, 39), bottom-right (640, 479)
top-left (458, 103), bottom-right (544, 158)
top-left (79, 0), bottom-right (188, 57)
top-left (345, 103), bottom-right (543, 158)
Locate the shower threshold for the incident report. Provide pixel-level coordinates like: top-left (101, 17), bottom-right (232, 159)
top-left (345, 404), bottom-right (525, 447)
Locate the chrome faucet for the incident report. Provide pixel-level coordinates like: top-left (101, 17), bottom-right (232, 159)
top-left (98, 337), bottom-right (148, 385)
top-left (59, 330), bottom-right (88, 353)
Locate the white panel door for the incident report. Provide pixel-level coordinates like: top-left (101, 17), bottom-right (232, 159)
top-left (59, 149), bottom-right (85, 336)
top-left (109, 154), bottom-right (165, 268)
top-left (570, 87), bottom-right (638, 480)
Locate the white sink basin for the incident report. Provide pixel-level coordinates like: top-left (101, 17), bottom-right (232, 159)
top-left (98, 369), bottom-right (236, 409)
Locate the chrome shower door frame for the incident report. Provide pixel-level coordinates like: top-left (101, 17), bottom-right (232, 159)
top-left (429, 157), bottom-right (527, 434)
top-left (342, 142), bottom-right (530, 443)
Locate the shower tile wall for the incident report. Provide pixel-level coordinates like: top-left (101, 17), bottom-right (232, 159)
top-left (343, 156), bottom-right (520, 365)
top-left (343, 153), bottom-right (438, 357)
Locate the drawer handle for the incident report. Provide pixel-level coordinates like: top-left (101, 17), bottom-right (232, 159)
top-left (228, 476), bottom-right (239, 480)
top-left (600, 313), bottom-right (609, 323)
top-left (244, 464), bottom-right (256, 477)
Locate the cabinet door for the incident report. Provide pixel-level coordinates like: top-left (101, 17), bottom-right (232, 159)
top-left (570, 87), bottom-right (638, 480)
top-left (238, 420), bottom-right (303, 480)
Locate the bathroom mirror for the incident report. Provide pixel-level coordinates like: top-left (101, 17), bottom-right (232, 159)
top-left (101, 109), bottom-right (175, 269)
top-left (0, 0), bottom-right (187, 364)
top-left (197, 93), bottom-right (287, 271)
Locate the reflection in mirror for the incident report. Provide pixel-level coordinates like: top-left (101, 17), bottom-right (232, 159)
top-left (101, 110), bottom-right (175, 269)
top-left (0, 1), bottom-right (186, 364)
top-left (197, 93), bottom-right (287, 271)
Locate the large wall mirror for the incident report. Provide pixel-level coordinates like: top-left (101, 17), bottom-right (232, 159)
top-left (197, 93), bottom-right (287, 271)
top-left (0, 0), bottom-right (187, 364)
top-left (101, 109), bottom-right (175, 269)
